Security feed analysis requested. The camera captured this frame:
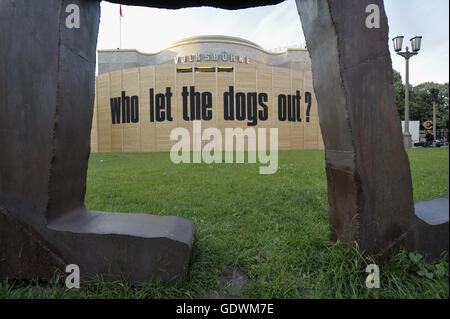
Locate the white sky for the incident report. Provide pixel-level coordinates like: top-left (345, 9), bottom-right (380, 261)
top-left (97, 0), bottom-right (449, 86)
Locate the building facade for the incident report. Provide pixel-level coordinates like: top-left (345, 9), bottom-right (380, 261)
top-left (91, 35), bottom-right (324, 152)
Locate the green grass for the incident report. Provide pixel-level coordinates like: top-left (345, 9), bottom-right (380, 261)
top-left (1, 148), bottom-right (448, 298)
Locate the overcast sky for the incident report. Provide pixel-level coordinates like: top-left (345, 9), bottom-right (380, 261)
top-left (97, 0), bottom-right (449, 86)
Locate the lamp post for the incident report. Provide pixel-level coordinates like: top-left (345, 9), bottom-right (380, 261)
top-left (429, 88), bottom-right (439, 141)
top-left (392, 35), bottom-right (422, 149)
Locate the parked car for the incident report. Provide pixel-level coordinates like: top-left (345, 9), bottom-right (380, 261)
top-left (414, 140), bottom-right (444, 148)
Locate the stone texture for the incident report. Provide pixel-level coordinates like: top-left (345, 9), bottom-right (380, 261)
top-left (0, 0), bottom-right (195, 284)
top-left (414, 194), bottom-right (449, 226)
top-left (296, 0), bottom-right (448, 258)
top-left (0, 207), bottom-right (66, 281)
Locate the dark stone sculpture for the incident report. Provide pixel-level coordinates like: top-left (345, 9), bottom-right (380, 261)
top-left (0, 0), bottom-right (447, 285)
top-left (295, 0), bottom-right (448, 258)
top-left (105, 0), bottom-right (284, 9)
top-left (0, 0), bottom-right (195, 284)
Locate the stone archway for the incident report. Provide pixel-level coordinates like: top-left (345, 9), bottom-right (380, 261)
top-left (0, 0), bottom-right (447, 284)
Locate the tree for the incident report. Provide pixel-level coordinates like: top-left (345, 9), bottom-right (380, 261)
top-left (392, 69), bottom-right (449, 130)
top-left (412, 82), bottom-right (449, 129)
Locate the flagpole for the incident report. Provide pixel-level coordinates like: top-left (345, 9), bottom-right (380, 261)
top-left (119, 5), bottom-right (122, 49)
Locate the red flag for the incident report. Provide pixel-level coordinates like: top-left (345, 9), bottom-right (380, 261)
top-left (120, 5), bottom-right (123, 18)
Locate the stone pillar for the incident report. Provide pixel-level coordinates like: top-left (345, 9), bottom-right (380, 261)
top-left (0, 0), bottom-right (195, 284)
top-left (295, 0), bottom-right (447, 257)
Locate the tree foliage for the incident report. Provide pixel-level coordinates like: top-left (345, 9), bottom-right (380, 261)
top-left (393, 69), bottom-right (449, 129)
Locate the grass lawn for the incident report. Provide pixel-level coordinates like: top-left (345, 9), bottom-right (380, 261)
top-left (1, 148), bottom-right (448, 298)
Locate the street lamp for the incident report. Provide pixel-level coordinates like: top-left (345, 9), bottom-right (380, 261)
top-left (429, 88), bottom-right (439, 141)
top-left (392, 35), bottom-right (422, 148)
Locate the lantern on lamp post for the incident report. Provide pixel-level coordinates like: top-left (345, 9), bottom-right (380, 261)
top-left (392, 35), bottom-right (422, 148)
top-left (429, 88), bottom-right (439, 141)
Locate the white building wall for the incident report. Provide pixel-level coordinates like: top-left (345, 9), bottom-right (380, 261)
top-left (401, 121), bottom-right (420, 143)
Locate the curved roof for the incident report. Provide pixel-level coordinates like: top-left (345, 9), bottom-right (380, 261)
top-left (170, 35), bottom-right (264, 49)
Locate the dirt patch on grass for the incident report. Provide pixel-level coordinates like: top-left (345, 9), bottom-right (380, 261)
top-left (204, 268), bottom-right (249, 299)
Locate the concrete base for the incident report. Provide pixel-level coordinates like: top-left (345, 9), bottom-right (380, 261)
top-left (415, 195), bottom-right (449, 226)
top-left (0, 207), bottom-right (195, 284)
top-left (406, 195), bottom-right (449, 259)
top-left (403, 132), bottom-right (412, 149)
